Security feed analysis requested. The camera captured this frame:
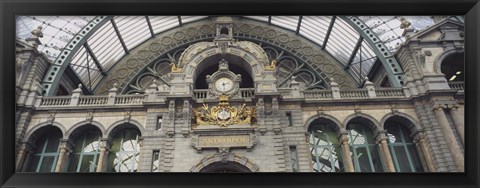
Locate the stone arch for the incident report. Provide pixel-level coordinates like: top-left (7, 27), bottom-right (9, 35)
top-left (23, 121), bottom-right (66, 142)
top-left (93, 21), bottom-right (356, 95)
top-left (105, 119), bottom-right (145, 138)
top-left (65, 120), bottom-right (105, 140)
top-left (343, 113), bottom-right (381, 132)
top-left (304, 113), bottom-right (343, 134)
top-left (23, 121), bottom-right (66, 143)
top-left (181, 42), bottom-right (268, 84)
top-left (380, 112), bottom-right (422, 136)
top-left (190, 153), bottom-right (259, 172)
top-left (434, 48), bottom-right (464, 75)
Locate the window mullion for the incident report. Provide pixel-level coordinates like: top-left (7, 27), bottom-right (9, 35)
top-left (399, 127), bottom-right (416, 172)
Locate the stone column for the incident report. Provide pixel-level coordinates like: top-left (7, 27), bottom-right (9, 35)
top-left (55, 139), bottom-right (72, 172)
top-left (338, 133), bottom-right (354, 172)
top-left (433, 105), bottom-right (464, 171)
top-left (449, 106), bottom-right (464, 146)
top-left (413, 132), bottom-right (436, 172)
top-left (15, 142), bottom-right (33, 171)
top-left (376, 131), bottom-right (396, 172)
top-left (96, 138), bottom-right (111, 172)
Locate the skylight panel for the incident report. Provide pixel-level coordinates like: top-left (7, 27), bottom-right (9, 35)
top-left (299, 16), bottom-right (331, 46)
top-left (270, 16), bottom-right (299, 32)
top-left (114, 16), bottom-right (151, 50)
top-left (148, 16), bottom-right (179, 34)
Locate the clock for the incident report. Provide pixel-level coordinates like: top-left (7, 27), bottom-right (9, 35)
top-left (214, 77), bottom-right (234, 93)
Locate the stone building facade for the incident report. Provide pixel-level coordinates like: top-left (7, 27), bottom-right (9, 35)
top-left (15, 16), bottom-right (464, 172)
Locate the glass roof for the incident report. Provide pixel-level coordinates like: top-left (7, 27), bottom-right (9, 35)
top-left (17, 16), bottom-right (440, 93)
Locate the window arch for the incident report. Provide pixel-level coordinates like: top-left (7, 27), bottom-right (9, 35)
top-left (25, 126), bottom-right (62, 172)
top-left (440, 52), bottom-right (464, 82)
top-left (346, 118), bottom-right (384, 172)
top-left (308, 118), bottom-right (344, 172)
top-left (67, 126), bottom-right (102, 172)
top-left (385, 117), bottom-right (424, 172)
top-left (106, 127), bottom-right (141, 172)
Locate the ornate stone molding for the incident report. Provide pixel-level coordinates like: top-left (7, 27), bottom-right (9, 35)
top-left (94, 20), bottom-right (356, 95)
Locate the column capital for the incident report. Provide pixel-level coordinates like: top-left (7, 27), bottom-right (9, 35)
top-left (375, 130), bottom-right (389, 144)
top-left (338, 133), bottom-right (349, 145)
top-left (413, 132), bottom-right (427, 144)
top-left (432, 104), bottom-right (447, 111)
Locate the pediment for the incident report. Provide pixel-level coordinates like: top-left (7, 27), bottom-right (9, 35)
top-left (410, 19), bottom-right (464, 40)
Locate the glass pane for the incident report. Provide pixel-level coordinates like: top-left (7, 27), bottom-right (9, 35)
top-left (67, 154), bottom-right (80, 172)
top-left (407, 145), bottom-right (424, 172)
top-left (244, 16), bottom-right (269, 22)
top-left (369, 146), bottom-right (384, 172)
top-left (79, 155), bottom-right (97, 172)
top-left (148, 16), bottom-right (179, 34)
top-left (271, 16), bottom-right (299, 32)
top-left (45, 136), bottom-right (60, 153)
top-left (87, 21), bottom-right (126, 71)
top-left (393, 146), bottom-right (410, 172)
top-left (299, 16), bottom-right (331, 46)
top-left (27, 155), bottom-right (41, 172)
top-left (152, 151), bottom-right (160, 172)
top-left (325, 18), bottom-right (360, 65)
top-left (38, 156), bottom-right (56, 172)
top-left (114, 16), bottom-right (151, 50)
top-left (353, 146), bottom-right (372, 172)
top-left (181, 16), bottom-right (208, 24)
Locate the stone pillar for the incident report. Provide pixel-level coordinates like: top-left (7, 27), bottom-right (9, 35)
top-left (55, 139), bottom-right (73, 172)
top-left (338, 133), bottom-right (354, 172)
top-left (15, 142), bottom-right (33, 171)
top-left (364, 77), bottom-right (376, 98)
top-left (70, 84), bottom-right (83, 106)
top-left (375, 131), bottom-right (396, 172)
top-left (330, 78), bottom-right (341, 99)
top-left (413, 132), bottom-right (436, 172)
top-left (433, 105), bottom-right (464, 171)
top-left (449, 106), bottom-right (464, 146)
top-left (96, 138), bottom-right (111, 172)
top-left (107, 83), bottom-right (118, 105)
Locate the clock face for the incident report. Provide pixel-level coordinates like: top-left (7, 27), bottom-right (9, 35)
top-left (214, 77), bottom-right (234, 92)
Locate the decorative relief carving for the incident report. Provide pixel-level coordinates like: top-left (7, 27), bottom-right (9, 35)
top-left (192, 95), bottom-right (256, 127)
top-left (96, 21), bottom-right (356, 95)
top-left (149, 43), bottom-right (161, 52)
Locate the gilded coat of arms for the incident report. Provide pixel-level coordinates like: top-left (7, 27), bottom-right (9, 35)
top-left (193, 95), bottom-right (256, 127)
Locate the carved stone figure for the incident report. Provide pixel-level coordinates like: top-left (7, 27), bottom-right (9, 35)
top-left (399, 17), bottom-right (412, 29)
top-left (31, 26), bottom-right (44, 38)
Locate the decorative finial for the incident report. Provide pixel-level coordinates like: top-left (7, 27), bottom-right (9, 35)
top-left (364, 77), bottom-right (369, 81)
top-left (31, 26), bottom-right (44, 38)
top-left (78, 84), bottom-right (82, 88)
top-left (399, 17), bottom-right (411, 29)
top-left (113, 83), bottom-right (118, 88)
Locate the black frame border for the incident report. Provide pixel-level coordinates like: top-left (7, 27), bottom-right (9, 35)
top-left (1, 0), bottom-right (479, 188)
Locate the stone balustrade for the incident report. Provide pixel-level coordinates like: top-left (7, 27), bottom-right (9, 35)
top-left (115, 95), bottom-right (145, 105)
top-left (448, 81), bottom-right (464, 91)
top-left (78, 96), bottom-right (108, 106)
top-left (240, 88), bottom-right (255, 98)
top-left (37, 83), bottom-right (465, 108)
top-left (340, 89), bottom-right (369, 98)
top-left (375, 88), bottom-right (405, 98)
top-left (304, 90), bottom-right (332, 99)
top-left (193, 89), bottom-right (208, 99)
top-left (40, 96), bottom-right (71, 106)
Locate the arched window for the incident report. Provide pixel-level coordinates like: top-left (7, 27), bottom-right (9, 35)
top-left (441, 52), bottom-right (464, 82)
top-left (106, 128), bottom-right (141, 172)
top-left (67, 129), bottom-right (102, 172)
top-left (308, 120), bottom-right (344, 172)
top-left (385, 118), bottom-right (424, 172)
top-left (26, 127), bottom-right (62, 172)
top-left (347, 122), bottom-right (384, 172)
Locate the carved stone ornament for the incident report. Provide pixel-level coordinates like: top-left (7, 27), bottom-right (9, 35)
top-left (190, 133), bottom-right (258, 152)
top-left (192, 95), bottom-right (256, 127)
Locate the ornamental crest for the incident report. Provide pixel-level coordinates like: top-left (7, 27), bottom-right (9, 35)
top-left (193, 95), bottom-right (256, 127)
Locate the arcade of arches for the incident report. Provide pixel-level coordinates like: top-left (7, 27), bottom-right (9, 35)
top-left (15, 16), bottom-right (464, 172)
